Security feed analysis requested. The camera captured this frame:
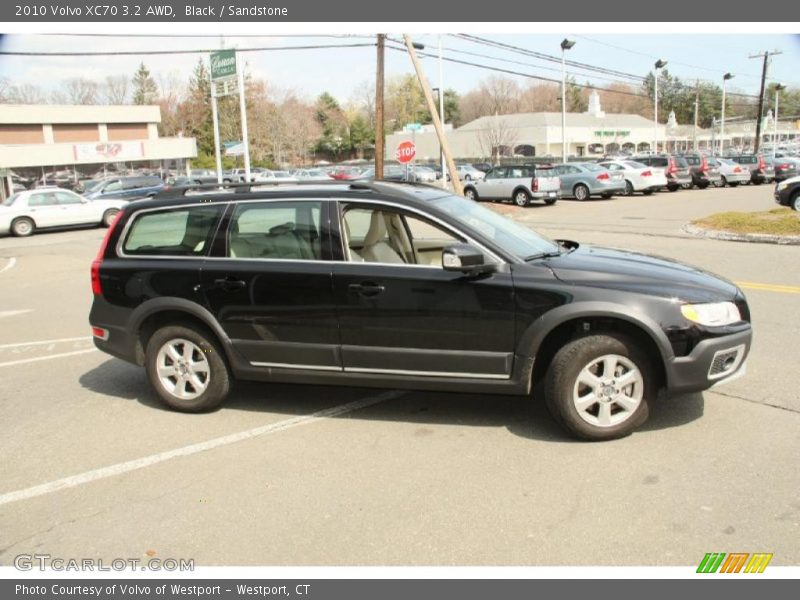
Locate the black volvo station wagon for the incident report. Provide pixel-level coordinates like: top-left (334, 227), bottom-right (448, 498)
top-left (89, 181), bottom-right (752, 440)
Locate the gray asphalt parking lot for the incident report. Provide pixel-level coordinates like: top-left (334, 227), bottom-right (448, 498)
top-left (0, 183), bottom-right (798, 567)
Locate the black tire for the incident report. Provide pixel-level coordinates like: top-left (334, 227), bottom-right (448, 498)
top-left (101, 208), bottom-right (120, 228)
top-left (601, 193), bottom-right (613, 199)
top-left (513, 189), bottom-right (530, 207)
top-left (643, 189), bottom-right (654, 196)
top-left (667, 185), bottom-right (679, 192)
top-left (544, 334), bottom-right (654, 441)
top-left (465, 174), bottom-right (472, 181)
top-left (145, 324), bottom-right (231, 413)
top-left (573, 184), bottom-right (590, 201)
top-left (698, 182), bottom-right (709, 190)
top-left (624, 180), bottom-right (634, 196)
top-left (10, 217), bottom-right (34, 237)
top-left (729, 181), bottom-right (739, 187)
top-left (720, 176), bottom-right (728, 187)
top-left (463, 187), bottom-right (479, 202)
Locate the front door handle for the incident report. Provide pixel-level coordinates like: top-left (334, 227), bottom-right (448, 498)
top-left (213, 277), bottom-right (246, 292)
top-left (349, 282), bottom-right (385, 297)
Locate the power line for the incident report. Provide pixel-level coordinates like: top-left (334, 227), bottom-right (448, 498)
top-left (0, 42), bottom-right (376, 57)
top-left (30, 33), bottom-right (374, 39)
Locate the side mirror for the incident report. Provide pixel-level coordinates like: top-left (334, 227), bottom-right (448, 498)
top-left (442, 243), bottom-right (496, 275)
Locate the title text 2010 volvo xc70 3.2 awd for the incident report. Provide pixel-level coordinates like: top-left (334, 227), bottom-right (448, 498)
top-left (89, 181), bottom-right (752, 440)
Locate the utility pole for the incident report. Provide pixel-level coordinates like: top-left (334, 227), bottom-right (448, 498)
top-left (375, 34), bottom-right (385, 180)
top-left (403, 35), bottom-right (463, 196)
top-left (750, 50), bottom-right (782, 154)
top-left (693, 80), bottom-right (699, 151)
top-left (720, 73), bottom-right (733, 155)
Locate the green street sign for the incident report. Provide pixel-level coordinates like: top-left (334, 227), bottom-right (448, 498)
top-left (210, 49), bottom-right (237, 82)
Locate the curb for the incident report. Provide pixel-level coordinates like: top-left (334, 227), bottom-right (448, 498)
top-left (683, 224), bottom-right (800, 245)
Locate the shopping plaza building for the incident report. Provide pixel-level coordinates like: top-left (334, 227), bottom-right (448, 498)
top-left (387, 92), bottom-right (800, 161)
top-left (0, 103), bottom-right (197, 197)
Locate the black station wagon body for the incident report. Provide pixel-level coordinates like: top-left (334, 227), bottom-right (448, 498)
top-left (89, 181), bottom-right (752, 440)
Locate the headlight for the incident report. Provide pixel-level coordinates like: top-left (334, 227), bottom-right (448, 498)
top-left (680, 302), bottom-right (741, 327)
top-left (776, 181), bottom-right (788, 192)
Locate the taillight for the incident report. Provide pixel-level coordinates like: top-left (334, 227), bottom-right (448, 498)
top-left (758, 155), bottom-right (766, 171)
top-left (778, 163), bottom-right (790, 170)
top-left (91, 210), bottom-right (122, 297)
top-left (666, 157), bottom-right (677, 175)
top-left (700, 156), bottom-right (709, 172)
top-left (596, 172), bottom-right (610, 181)
top-left (733, 166), bottom-right (742, 173)
top-left (641, 170), bottom-right (652, 177)
top-left (532, 177), bottom-right (539, 192)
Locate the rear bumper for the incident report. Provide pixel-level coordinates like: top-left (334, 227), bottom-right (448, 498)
top-left (531, 190), bottom-right (561, 200)
top-left (723, 173), bottom-right (751, 184)
top-left (667, 174), bottom-right (692, 187)
top-left (665, 327), bottom-right (752, 395)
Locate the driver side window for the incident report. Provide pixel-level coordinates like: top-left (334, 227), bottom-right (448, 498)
top-left (342, 206), bottom-right (461, 266)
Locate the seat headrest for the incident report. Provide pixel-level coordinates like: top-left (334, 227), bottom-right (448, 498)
top-left (363, 211), bottom-right (387, 246)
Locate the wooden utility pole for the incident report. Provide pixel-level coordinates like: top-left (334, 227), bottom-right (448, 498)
top-left (402, 35), bottom-right (464, 196)
top-left (375, 34), bottom-right (385, 180)
top-left (750, 50), bottom-right (782, 153)
top-left (693, 80), bottom-right (699, 151)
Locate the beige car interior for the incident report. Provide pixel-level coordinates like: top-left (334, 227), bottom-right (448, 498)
top-left (343, 208), bottom-right (459, 266)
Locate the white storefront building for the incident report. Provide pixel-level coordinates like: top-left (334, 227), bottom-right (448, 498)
top-left (386, 92), bottom-right (800, 161)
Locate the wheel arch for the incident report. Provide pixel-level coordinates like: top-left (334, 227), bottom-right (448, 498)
top-left (512, 185), bottom-right (531, 198)
top-left (521, 303), bottom-right (672, 391)
top-left (128, 298), bottom-right (238, 369)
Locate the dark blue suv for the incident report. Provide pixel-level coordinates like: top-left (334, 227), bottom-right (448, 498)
top-left (83, 176), bottom-right (164, 201)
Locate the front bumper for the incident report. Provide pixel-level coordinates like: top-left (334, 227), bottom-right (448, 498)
top-left (665, 327), bottom-right (752, 395)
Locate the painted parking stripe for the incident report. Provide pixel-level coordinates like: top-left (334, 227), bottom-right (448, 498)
top-left (0, 309), bottom-right (33, 319)
top-left (0, 390), bottom-right (403, 507)
top-left (0, 348), bottom-right (98, 368)
top-left (0, 257), bottom-right (16, 274)
top-left (734, 281), bottom-right (800, 295)
top-left (0, 336), bottom-right (92, 349)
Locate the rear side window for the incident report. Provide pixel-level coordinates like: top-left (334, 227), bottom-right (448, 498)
top-left (123, 205), bottom-right (223, 256)
top-left (228, 200), bottom-right (323, 260)
top-left (673, 157), bottom-right (689, 168)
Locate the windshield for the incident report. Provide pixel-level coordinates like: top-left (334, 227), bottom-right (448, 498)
top-left (2, 193), bottom-right (20, 207)
top-left (431, 194), bottom-right (559, 260)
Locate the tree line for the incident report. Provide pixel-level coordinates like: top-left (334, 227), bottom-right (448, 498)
top-left (1, 61), bottom-right (797, 166)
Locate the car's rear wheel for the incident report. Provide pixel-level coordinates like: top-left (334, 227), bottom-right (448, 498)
top-left (145, 324), bottom-right (230, 412)
top-left (667, 184), bottom-right (679, 192)
top-left (10, 217), bottom-right (34, 237)
top-left (698, 182), bottom-right (709, 189)
top-left (643, 189), bottom-right (654, 196)
top-left (720, 176), bottom-right (728, 187)
top-left (544, 334), bottom-right (653, 441)
top-left (573, 184), bottom-right (590, 201)
top-left (463, 187), bottom-right (479, 202)
top-left (513, 189), bottom-right (531, 207)
top-left (101, 208), bottom-right (120, 228)
top-left (624, 180), bottom-right (634, 196)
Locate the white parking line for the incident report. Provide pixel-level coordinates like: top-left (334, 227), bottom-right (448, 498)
top-left (0, 257), bottom-right (16, 274)
top-left (0, 335), bottom-right (92, 349)
top-left (0, 348), bottom-right (98, 368)
top-left (0, 390), bottom-right (403, 507)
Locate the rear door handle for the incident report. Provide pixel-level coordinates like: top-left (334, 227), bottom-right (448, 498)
top-left (349, 282), bottom-right (385, 297)
top-left (213, 277), bottom-right (246, 292)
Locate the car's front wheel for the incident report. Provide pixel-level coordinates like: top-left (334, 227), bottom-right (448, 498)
top-left (10, 217), bottom-right (35, 237)
top-left (463, 187), bottom-right (479, 202)
top-left (792, 192), bottom-right (800, 212)
top-left (544, 334), bottom-right (653, 441)
top-left (145, 324), bottom-right (231, 412)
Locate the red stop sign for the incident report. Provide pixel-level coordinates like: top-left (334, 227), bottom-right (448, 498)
top-left (396, 141), bottom-right (416, 164)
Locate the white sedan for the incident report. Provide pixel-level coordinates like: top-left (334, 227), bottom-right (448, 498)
top-left (0, 188), bottom-right (127, 237)
top-left (598, 160), bottom-right (668, 196)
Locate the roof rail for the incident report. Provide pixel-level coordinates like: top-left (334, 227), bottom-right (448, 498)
top-left (155, 178), bottom-right (448, 199)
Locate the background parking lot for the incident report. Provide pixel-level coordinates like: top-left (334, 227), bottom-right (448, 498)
top-left (0, 184), bottom-right (798, 566)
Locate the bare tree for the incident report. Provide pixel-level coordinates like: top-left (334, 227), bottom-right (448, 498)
top-left (5, 83), bottom-right (47, 104)
top-left (156, 72), bottom-right (184, 136)
top-left (519, 82), bottom-right (561, 112)
top-left (351, 79), bottom-right (376, 127)
top-left (101, 75), bottom-right (129, 104)
top-left (61, 78), bottom-right (99, 104)
top-left (477, 115), bottom-right (519, 162)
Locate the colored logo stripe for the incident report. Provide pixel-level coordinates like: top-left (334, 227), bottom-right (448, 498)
top-left (697, 553), bottom-right (726, 573)
top-left (720, 553), bottom-right (749, 573)
top-left (697, 552), bottom-right (773, 573)
top-left (744, 553), bottom-right (773, 573)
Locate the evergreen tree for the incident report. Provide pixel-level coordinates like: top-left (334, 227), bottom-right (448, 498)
top-left (132, 62), bottom-right (159, 105)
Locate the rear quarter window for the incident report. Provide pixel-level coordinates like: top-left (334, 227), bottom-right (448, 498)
top-left (122, 205), bottom-right (223, 256)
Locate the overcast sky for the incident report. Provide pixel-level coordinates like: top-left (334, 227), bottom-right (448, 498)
top-left (1, 33), bottom-right (798, 105)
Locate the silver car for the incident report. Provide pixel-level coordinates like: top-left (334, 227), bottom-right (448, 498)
top-left (716, 158), bottom-right (752, 187)
top-left (553, 162), bottom-right (626, 200)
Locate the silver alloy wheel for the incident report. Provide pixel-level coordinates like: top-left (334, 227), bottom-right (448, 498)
top-left (465, 189), bottom-right (476, 200)
top-left (572, 353), bottom-right (643, 428)
top-left (103, 209), bottom-right (119, 227)
top-left (13, 219), bottom-right (33, 236)
top-left (574, 185), bottom-right (589, 201)
top-left (514, 191), bottom-right (529, 206)
top-left (793, 194), bottom-right (800, 212)
top-left (155, 338), bottom-right (211, 400)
